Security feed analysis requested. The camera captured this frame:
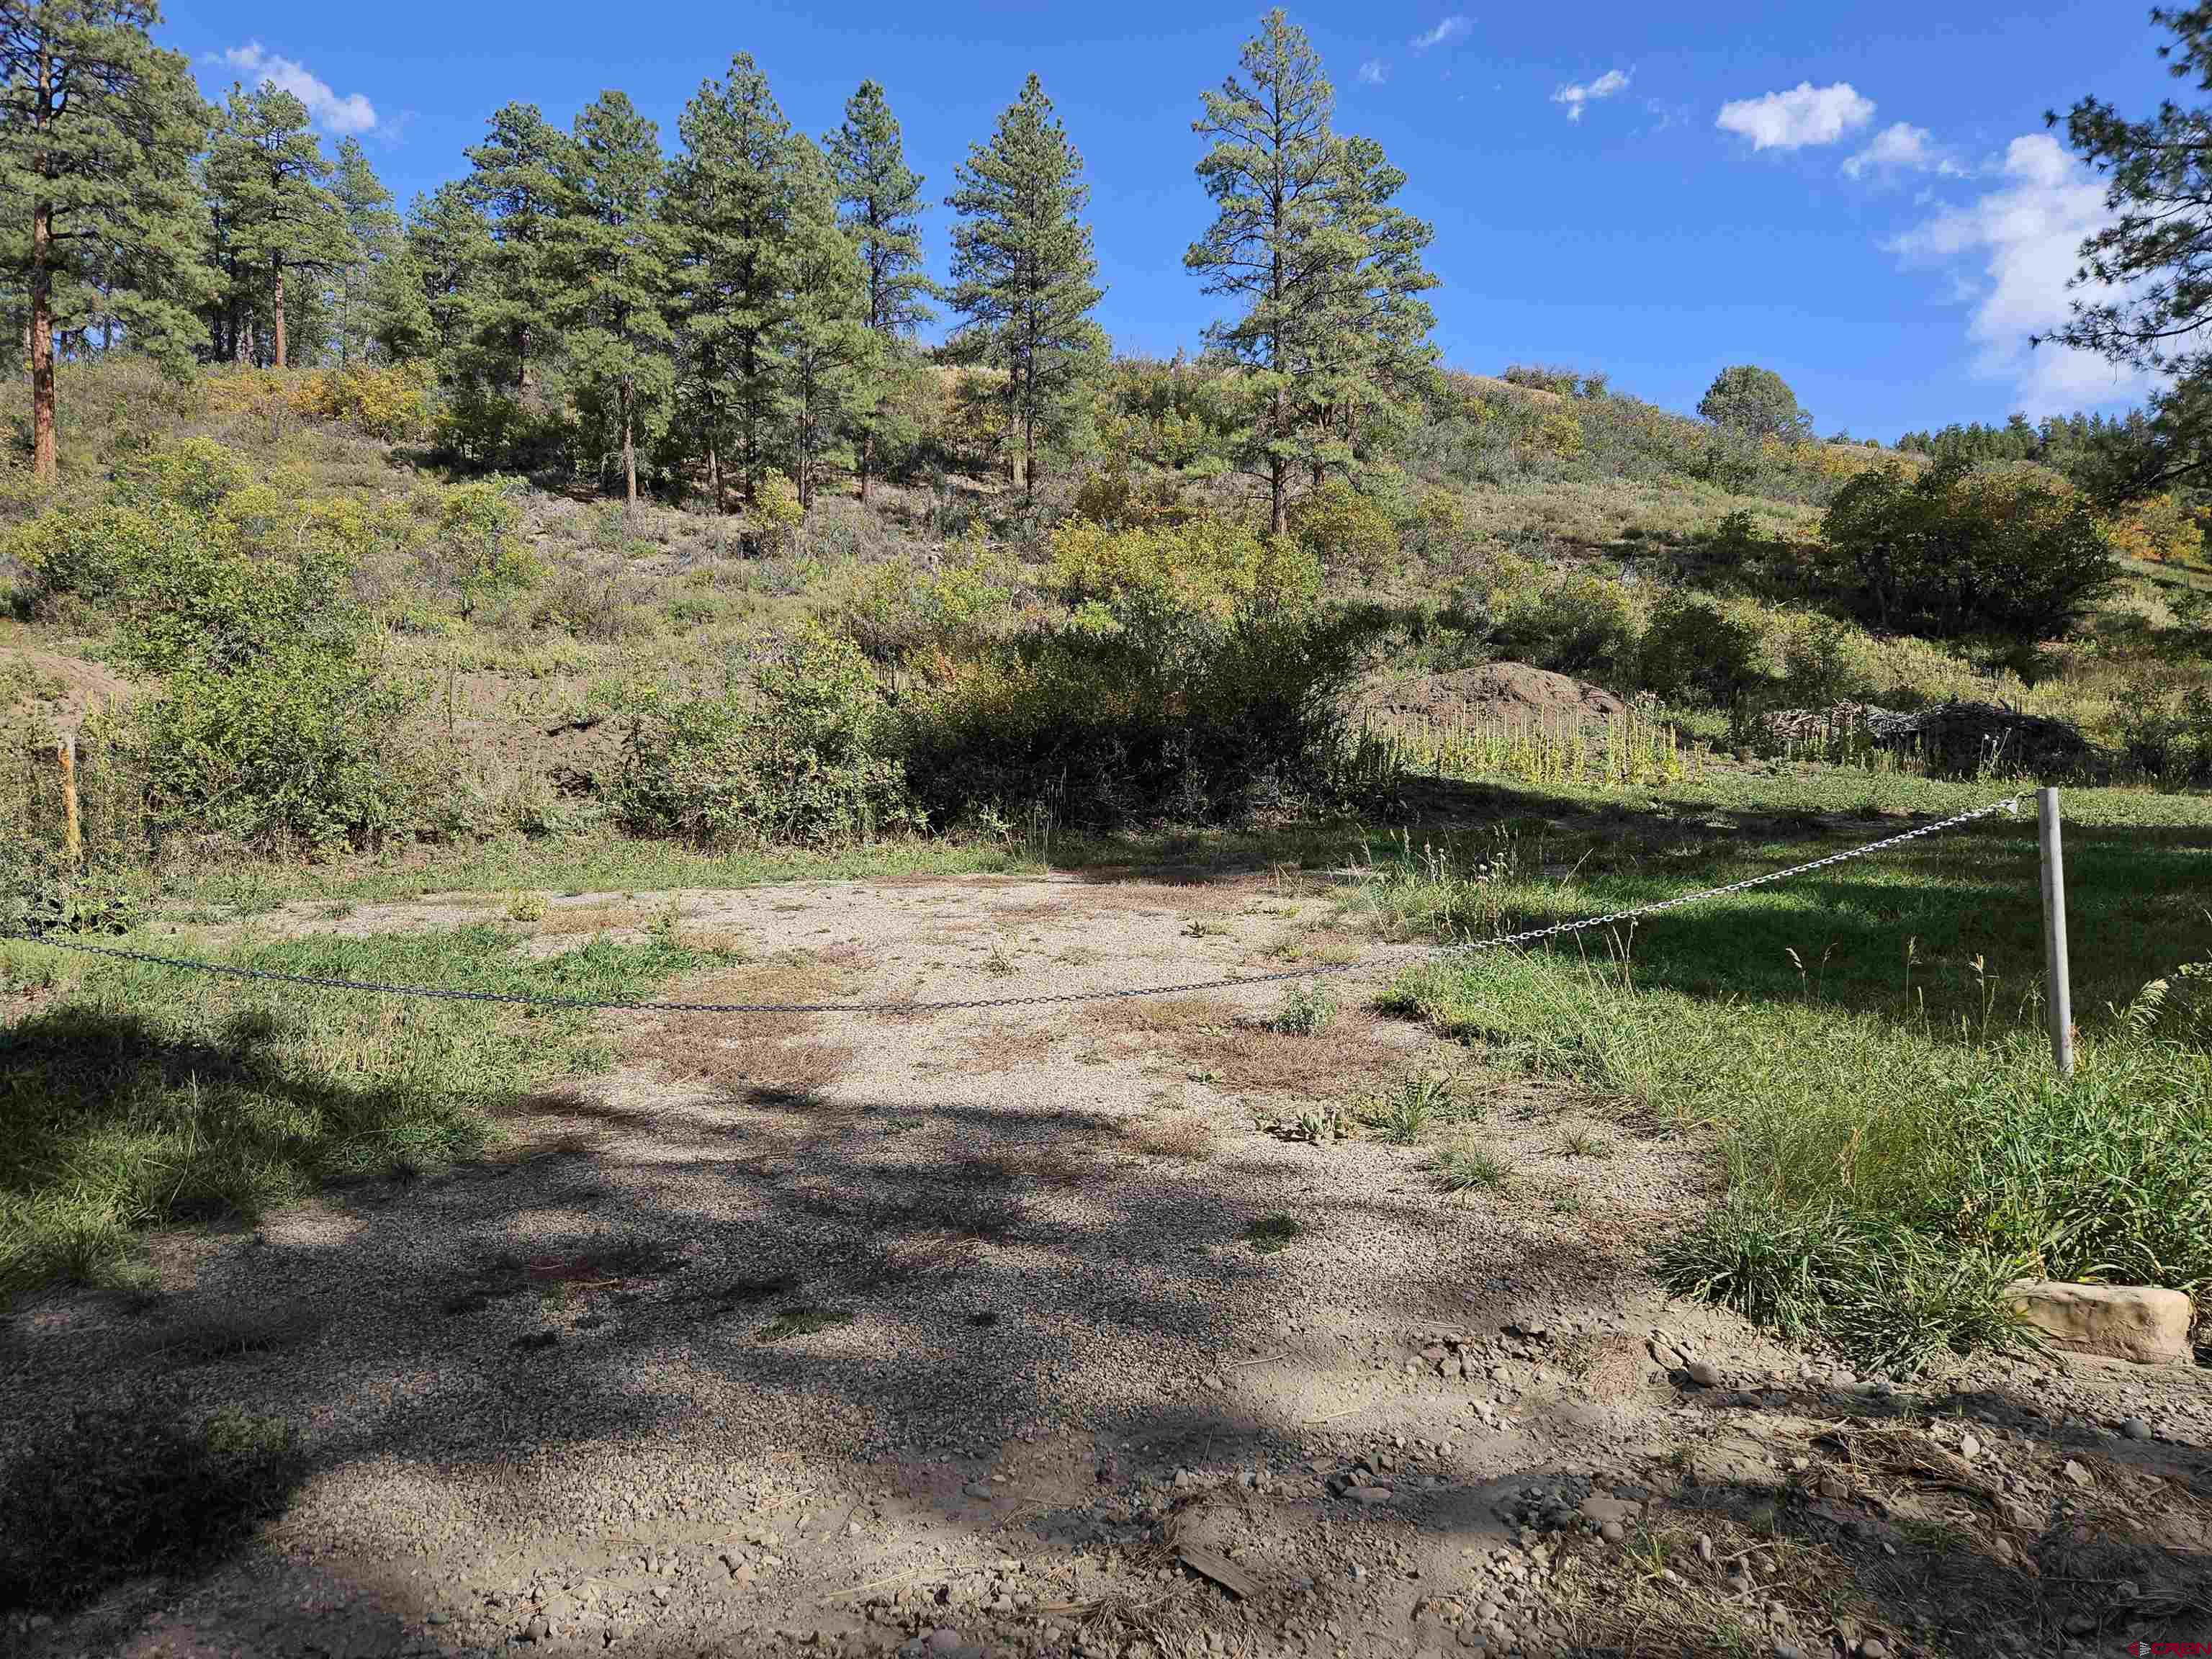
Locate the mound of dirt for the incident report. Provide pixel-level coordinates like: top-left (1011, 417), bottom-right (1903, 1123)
top-left (1359, 661), bottom-right (1629, 728)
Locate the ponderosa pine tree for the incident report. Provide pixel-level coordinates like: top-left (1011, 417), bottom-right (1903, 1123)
top-left (549, 90), bottom-right (675, 504)
top-left (2044, 4), bottom-right (2212, 495)
top-left (1184, 10), bottom-right (1339, 532)
top-left (1, 0), bottom-right (211, 481)
top-left (667, 54), bottom-right (796, 511)
top-left (945, 73), bottom-right (1105, 503)
top-left (780, 135), bottom-right (876, 508)
top-left (1300, 131), bottom-right (1438, 483)
top-left (827, 79), bottom-right (932, 500)
top-left (462, 103), bottom-right (570, 393)
top-left (329, 136), bottom-right (397, 364)
top-left (395, 182), bottom-right (493, 364)
top-left (1187, 12), bottom-right (1437, 526)
top-left (204, 81), bottom-right (352, 369)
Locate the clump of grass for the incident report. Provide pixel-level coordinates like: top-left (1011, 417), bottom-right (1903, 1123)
top-left (1359, 1068), bottom-right (1467, 1144)
top-left (1244, 1213), bottom-right (1302, 1254)
top-left (1430, 1145), bottom-right (1509, 1194)
top-left (758, 1305), bottom-right (855, 1341)
top-left (1272, 981), bottom-right (1341, 1035)
top-left (0, 1389), bottom-right (304, 1612)
top-left (504, 889), bottom-right (548, 922)
top-left (1125, 1110), bottom-right (1219, 1161)
top-left (1560, 1124), bottom-right (1612, 1159)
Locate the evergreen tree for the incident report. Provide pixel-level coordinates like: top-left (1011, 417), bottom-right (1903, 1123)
top-left (397, 182), bottom-right (494, 365)
top-left (827, 79), bottom-right (932, 500)
top-left (945, 73), bottom-right (1105, 503)
top-left (1, 0), bottom-right (212, 481)
top-left (667, 54), bottom-right (796, 511)
top-left (329, 136), bottom-right (397, 364)
top-left (2047, 4), bottom-right (2212, 495)
top-left (549, 90), bottom-right (675, 503)
top-left (1300, 132), bottom-right (1439, 485)
top-left (781, 135), bottom-right (876, 508)
top-left (204, 81), bottom-right (353, 369)
top-left (1184, 9), bottom-right (1340, 531)
top-left (1185, 12), bottom-right (1438, 527)
top-left (462, 103), bottom-right (571, 392)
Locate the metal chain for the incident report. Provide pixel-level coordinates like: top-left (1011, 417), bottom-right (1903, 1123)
top-left (0, 796), bottom-right (2023, 1017)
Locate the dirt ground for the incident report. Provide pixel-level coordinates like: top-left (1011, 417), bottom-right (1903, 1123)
top-left (4, 872), bottom-right (2209, 1659)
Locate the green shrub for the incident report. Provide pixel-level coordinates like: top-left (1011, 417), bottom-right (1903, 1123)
top-left (0, 1390), bottom-right (303, 1612)
top-left (425, 477), bottom-right (537, 618)
top-left (135, 647), bottom-right (428, 850)
top-left (1288, 477), bottom-right (1398, 580)
top-left (1819, 457), bottom-right (2119, 644)
top-left (614, 624), bottom-right (914, 847)
top-left (900, 604), bottom-right (1368, 828)
top-left (1639, 592), bottom-right (1764, 708)
top-left (749, 469), bottom-right (805, 555)
top-left (837, 530), bottom-right (1021, 667)
top-left (1272, 982), bottom-right (1341, 1035)
top-left (1495, 571), bottom-right (1638, 678)
top-left (1771, 613), bottom-right (1874, 708)
top-left (1048, 513), bottom-right (1319, 624)
top-left (1698, 364), bottom-right (1812, 441)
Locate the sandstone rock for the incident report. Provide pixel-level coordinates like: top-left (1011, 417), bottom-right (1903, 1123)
top-left (1357, 662), bottom-right (1629, 731)
top-left (2005, 1281), bottom-right (2194, 1366)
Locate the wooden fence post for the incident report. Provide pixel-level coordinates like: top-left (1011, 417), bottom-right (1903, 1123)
top-left (58, 734), bottom-right (81, 866)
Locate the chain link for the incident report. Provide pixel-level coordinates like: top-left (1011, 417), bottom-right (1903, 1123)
top-left (1, 796), bottom-right (2023, 1016)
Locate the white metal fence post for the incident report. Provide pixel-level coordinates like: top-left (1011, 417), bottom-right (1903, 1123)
top-left (2037, 786), bottom-right (2074, 1079)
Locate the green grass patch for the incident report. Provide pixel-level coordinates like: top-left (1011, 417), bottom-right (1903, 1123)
top-left (1244, 1212), bottom-right (1303, 1254)
top-left (0, 925), bottom-right (700, 1297)
top-left (1429, 1144), bottom-right (1510, 1193)
top-left (758, 1305), bottom-right (854, 1341)
top-left (1394, 950), bottom-right (2212, 1364)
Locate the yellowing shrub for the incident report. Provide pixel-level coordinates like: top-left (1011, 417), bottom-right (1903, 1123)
top-left (1048, 516), bottom-right (1319, 623)
top-left (2103, 492), bottom-right (2206, 567)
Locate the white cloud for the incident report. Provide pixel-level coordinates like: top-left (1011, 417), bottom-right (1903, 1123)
top-left (1842, 121), bottom-right (1967, 181)
top-left (1552, 68), bottom-right (1630, 122)
top-left (1715, 81), bottom-right (1875, 150)
top-left (1358, 58), bottom-right (1390, 86)
top-left (1887, 132), bottom-right (2150, 413)
top-left (1411, 16), bottom-right (1472, 52)
top-left (214, 42), bottom-right (377, 135)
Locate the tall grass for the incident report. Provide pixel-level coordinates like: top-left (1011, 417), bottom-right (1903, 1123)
top-left (1388, 950), bottom-right (2212, 1364)
top-left (1367, 703), bottom-right (1693, 790)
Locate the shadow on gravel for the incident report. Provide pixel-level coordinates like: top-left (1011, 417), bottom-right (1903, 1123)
top-left (4, 1047), bottom-right (2209, 1656)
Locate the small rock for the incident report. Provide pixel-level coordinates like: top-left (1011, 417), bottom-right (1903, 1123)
top-left (1858, 1639), bottom-right (1891, 1659)
top-left (1346, 1485), bottom-right (1395, 1506)
top-left (1695, 1533), bottom-right (1714, 1563)
top-left (1599, 1521), bottom-right (1624, 1545)
top-left (1959, 1431), bottom-right (1982, 1461)
top-left (2062, 1460), bottom-right (2093, 1488)
top-left (1684, 1360), bottom-right (1722, 1388)
top-left (2119, 1418), bottom-right (2152, 1442)
top-left (1774, 1645), bottom-right (1804, 1659)
top-left (927, 1632), bottom-right (965, 1655)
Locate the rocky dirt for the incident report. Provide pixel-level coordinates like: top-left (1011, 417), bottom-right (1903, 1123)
top-left (4, 872), bottom-right (2209, 1659)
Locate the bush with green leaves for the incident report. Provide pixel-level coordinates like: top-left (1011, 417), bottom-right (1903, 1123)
top-left (1287, 477), bottom-right (1398, 580)
top-left (1048, 512), bottom-right (1319, 624)
top-left (423, 477), bottom-right (537, 618)
top-left (1698, 364), bottom-right (1812, 441)
top-left (1493, 570), bottom-right (1639, 678)
top-left (1638, 591), bottom-right (1764, 708)
top-left (614, 624), bottom-right (916, 847)
top-left (1819, 456), bottom-right (2119, 644)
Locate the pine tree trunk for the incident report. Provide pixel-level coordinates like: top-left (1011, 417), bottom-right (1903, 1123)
top-left (708, 439), bottom-right (724, 516)
top-left (272, 259), bottom-right (288, 369)
top-left (233, 306), bottom-right (251, 364)
top-left (29, 43), bottom-right (56, 485)
top-left (517, 325), bottom-right (531, 395)
top-left (860, 429), bottom-right (873, 504)
top-left (621, 377), bottom-right (637, 505)
top-left (30, 198), bottom-right (55, 484)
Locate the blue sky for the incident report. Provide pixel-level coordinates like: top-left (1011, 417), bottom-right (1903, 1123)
top-left (160, 1), bottom-right (2179, 441)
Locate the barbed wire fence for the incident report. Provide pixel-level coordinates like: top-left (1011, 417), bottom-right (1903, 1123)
top-left (0, 796), bottom-right (2027, 1017)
